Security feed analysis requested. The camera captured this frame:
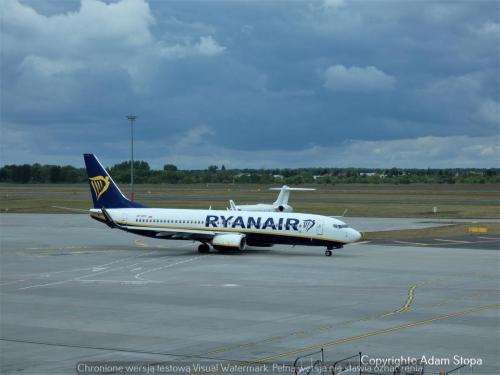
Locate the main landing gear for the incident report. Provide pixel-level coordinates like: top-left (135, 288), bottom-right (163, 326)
top-left (198, 243), bottom-right (210, 253)
top-left (325, 249), bottom-right (333, 257)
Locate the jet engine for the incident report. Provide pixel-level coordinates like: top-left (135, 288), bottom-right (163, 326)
top-left (275, 204), bottom-right (292, 212)
top-left (212, 233), bottom-right (246, 251)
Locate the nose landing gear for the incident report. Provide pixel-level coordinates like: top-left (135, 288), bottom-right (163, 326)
top-left (325, 244), bottom-right (343, 256)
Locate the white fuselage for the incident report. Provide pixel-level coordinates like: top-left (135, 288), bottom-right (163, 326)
top-left (95, 208), bottom-right (361, 246)
top-left (231, 203), bottom-right (292, 212)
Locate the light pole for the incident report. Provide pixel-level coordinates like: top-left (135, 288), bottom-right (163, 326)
top-left (126, 115), bottom-right (137, 201)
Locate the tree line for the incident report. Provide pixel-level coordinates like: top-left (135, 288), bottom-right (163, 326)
top-left (0, 161), bottom-right (498, 184)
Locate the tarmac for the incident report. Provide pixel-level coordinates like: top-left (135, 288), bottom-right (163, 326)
top-left (0, 214), bottom-right (499, 374)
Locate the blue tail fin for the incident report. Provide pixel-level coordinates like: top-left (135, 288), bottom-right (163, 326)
top-left (83, 154), bottom-right (144, 209)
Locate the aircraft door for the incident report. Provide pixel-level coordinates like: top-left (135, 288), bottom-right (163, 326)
top-left (316, 220), bottom-right (323, 235)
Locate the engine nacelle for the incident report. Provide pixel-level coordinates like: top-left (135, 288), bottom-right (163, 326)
top-left (212, 233), bottom-right (246, 251)
top-left (275, 204), bottom-right (293, 212)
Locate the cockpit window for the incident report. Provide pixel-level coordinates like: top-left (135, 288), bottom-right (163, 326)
top-left (333, 224), bottom-right (349, 229)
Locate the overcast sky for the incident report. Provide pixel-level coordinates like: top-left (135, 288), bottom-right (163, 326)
top-left (1, 0), bottom-right (499, 169)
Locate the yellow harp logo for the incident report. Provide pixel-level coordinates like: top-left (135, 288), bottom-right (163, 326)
top-left (89, 175), bottom-right (110, 200)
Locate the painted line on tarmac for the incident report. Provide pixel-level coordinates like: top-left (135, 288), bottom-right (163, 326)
top-left (79, 279), bottom-right (156, 285)
top-left (18, 251), bottom-right (159, 290)
top-left (388, 238), bottom-right (500, 248)
top-left (134, 239), bottom-right (175, 249)
top-left (134, 256), bottom-right (205, 281)
top-left (199, 283), bottom-right (240, 288)
top-left (392, 240), bottom-right (429, 246)
top-left (202, 282), bottom-right (495, 358)
top-left (382, 283), bottom-right (421, 317)
top-left (26, 246), bottom-right (92, 251)
top-left (252, 303), bottom-right (500, 363)
top-left (426, 238), bottom-right (500, 247)
top-left (195, 303), bottom-right (500, 374)
top-left (204, 282), bottom-right (426, 356)
top-left (134, 239), bottom-right (149, 248)
top-left (349, 241), bottom-right (371, 246)
top-left (0, 279), bottom-right (29, 286)
top-left (434, 238), bottom-right (471, 244)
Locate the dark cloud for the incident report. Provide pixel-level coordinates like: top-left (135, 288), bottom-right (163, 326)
top-left (1, 0), bottom-right (498, 168)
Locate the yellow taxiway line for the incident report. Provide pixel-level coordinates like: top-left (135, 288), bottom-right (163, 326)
top-left (253, 303), bottom-right (500, 363)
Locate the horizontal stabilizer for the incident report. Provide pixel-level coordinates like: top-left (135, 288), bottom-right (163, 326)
top-left (101, 207), bottom-right (119, 228)
top-left (269, 186), bottom-right (316, 191)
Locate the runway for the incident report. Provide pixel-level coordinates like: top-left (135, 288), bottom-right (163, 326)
top-left (1, 214), bottom-right (499, 374)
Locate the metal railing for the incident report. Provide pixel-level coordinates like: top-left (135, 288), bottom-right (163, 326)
top-left (331, 352), bottom-right (362, 375)
top-left (294, 349), bottom-right (324, 375)
top-left (445, 364), bottom-right (475, 375)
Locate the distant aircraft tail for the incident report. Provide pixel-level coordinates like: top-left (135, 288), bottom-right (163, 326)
top-left (271, 185), bottom-right (316, 206)
top-left (229, 199), bottom-right (237, 210)
top-left (83, 154), bottom-right (144, 209)
top-left (273, 185), bottom-right (291, 206)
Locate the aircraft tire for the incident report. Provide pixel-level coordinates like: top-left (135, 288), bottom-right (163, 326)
top-left (325, 249), bottom-right (332, 257)
top-left (198, 243), bottom-right (210, 253)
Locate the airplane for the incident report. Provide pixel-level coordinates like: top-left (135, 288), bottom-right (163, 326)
top-left (84, 154), bottom-right (361, 256)
top-left (228, 185), bottom-right (315, 212)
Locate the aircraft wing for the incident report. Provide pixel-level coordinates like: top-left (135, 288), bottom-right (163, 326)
top-left (329, 209), bottom-right (349, 218)
top-left (121, 223), bottom-right (218, 241)
top-left (52, 205), bottom-right (90, 213)
top-left (154, 227), bottom-right (216, 240)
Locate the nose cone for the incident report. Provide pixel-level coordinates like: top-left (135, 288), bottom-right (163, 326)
top-left (348, 229), bottom-right (362, 242)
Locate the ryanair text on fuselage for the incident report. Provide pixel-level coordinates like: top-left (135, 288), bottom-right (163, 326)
top-left (205, 215), bottom-right (306, 231)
